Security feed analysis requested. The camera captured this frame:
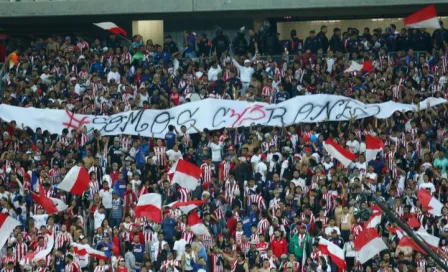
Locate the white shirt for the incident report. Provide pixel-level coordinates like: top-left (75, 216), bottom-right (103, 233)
top-left (99, 189), bottom-right (113, 209)
top-left (232, 59), bottom-right (254, 82)
top-left (255, 161), bottom-right (267, 181)
top-left (173, 239), bottom-right (187, 261)
top-left (207, 65), bottom-right (222, 82)
top-left (208, 142), bottom-right (223, 162)
top-left (151, 240), bottom-right (168, 262)
top-left (346, 140), bottom-right (360, 154)
top-left (324, 226), bottom-right (341, 236)
top-left (419, 182), bottom-right (436, 194)
top-left (94, 210), bottom-right (106, 230)
top-left (166, 149), bottom-right (182, 162)
top-left (40, 73), bottom-right (51, 84)
top-left (107, 71), bottom-right (121, 83)
top-left (32, 214), bottom-right (48, 229)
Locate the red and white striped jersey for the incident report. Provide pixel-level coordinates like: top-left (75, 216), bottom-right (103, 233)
top-left (213, 205), bottom-right (225, 220)
top-left (225, 182), bottom-right (239, 204)
top-left (415, 260), bottom-right (426, 270)
top-left (59, 135), bottom-right (69, 145)
top-left (311, 251), bottom-right (322, 262)
top-left (438, 128), bottom-right (446, 143)
top-left (250, 233), bottom-right (259, 244)
top-left (56, 231), bottom-right (73, 249)
top-left (65, 261), bottom-right (81, 272)
top-left (177, 188), bottom-right (190, 202)
top-left (219, 161), bottom-right (232, 181)
top-left (154, 146), bottom-right (167, 167)
top-left (201, 235), bottom-right (214, 249)
top-left (321, 192), bottom-right (335, 211)
top-left (94, 265), bottom-right (110, 272)
top-left (89, 180), bottom-right (100, 199)
top-left (143, 230), bottom-right (157, 245)
top-left (261, 86), bottom-right (273, 99)
top-left (235, 230), bottom-right (244, 245)
top-left (182, 231), bottom-right (194, 244)
top-left (350, 224), bottom-right (364, 238)
top-left (200, 163), bottom-right (215, 183)
top-left (160, 259), bottom-right (181, 271)
top-left (210, 253), bottom-right (224, 272)
top-left (256, 241), bottom-right (269, 254)
top-left (1, 255), bottom-right (15, 265)
top-left (239, 241), bottom-right (250, 255)
top-left (257, 219), bottom-right (270, 235)
top-left (283, 261), bottom-right (300, 271)
top-left (249, 194), bottom-right (266, 211)
top-left (14, 242), bottom-right (27, 261)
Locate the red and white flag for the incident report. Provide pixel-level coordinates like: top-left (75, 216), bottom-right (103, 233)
top-left (188, 211), bottom-right (210, 236)
top-left (365, 204), bottom-right (382, 229)
top-left (0, 213), bottom-right (20, 250)
top-left (354, 228), bottom-right (388, 264)
top-left (365, 135), bottom-right (384, 162)
top-left (404, 5), bottom-right (441, 29)
top-left (94, 22), bottom-right (128, 36)
top-left (398, 227), bottom-right (440, 254)
top-left (71, 243), bottom-right (108, 260)
top-left (57, 166), bottom-right (90, 196)
top-left (172, 159), bottom-right (201, 190)
top-left (318, 237), bottom-right (347, 270)
top-left (31, 185), bottom-right (68, 214)
top-left (323, 138), bottom-right (357, 167)
top-left (417, 189), bottom-right (443, 216)
top-left (135, 193), bottom-right (162, 223)
top-left (20, 234), bottom-right (54, 265)
top-left (166, 200), bottom-right (206, 215)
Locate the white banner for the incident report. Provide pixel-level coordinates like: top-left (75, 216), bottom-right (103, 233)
top-left (0, 95), bottom-right (445, 137)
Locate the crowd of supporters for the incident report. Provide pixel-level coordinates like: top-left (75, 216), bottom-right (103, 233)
top-left (0, 20), bottom-right (448, 272)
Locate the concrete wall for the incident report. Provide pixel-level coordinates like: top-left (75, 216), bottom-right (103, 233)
top-left (0, 0), bottom-right (447, 18)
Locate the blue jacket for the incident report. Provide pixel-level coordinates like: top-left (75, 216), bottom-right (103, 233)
top-left (132, 243), bottom-right (145, 262)
top-left (89, 61), bottom-right (104, 77)
top-left (114, 180), bottom-right (127, 198)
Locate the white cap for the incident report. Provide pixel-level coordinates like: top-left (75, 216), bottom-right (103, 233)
top-left (244, 59), bottom-right (250, 64)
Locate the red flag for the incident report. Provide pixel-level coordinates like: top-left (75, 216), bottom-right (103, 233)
top-left (172, 159), bottom-right (201, 190)
top-left (32, 184), bottom-right (68, 214)
top-left (365, 135), bottom-right (384, 162)
top-left (135, 193), bottom-right (162, 223)
top-left (407, 215), bottom-right (421, 229)
top-left (417, 189), bottom-right (443, 216)
top-left (188, 211), bottom-right (210, 236)
top-left (323, 138), bottom-right (357, 167)
top-left (57, 166), bottom-right (90, 196)
top-left (404, 5), bottom-right (441, 29)
top-left (354, 228), bottom-right (388, 264)
top-left (94, 22), bottom-right (128, 36)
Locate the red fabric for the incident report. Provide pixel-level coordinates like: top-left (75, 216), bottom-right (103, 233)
top-left (271, 238), bottom-right (288, 258)
top-left (404, 5), bottom-right (438, 25)
top-left (227, 217), bottom-right (237, 236)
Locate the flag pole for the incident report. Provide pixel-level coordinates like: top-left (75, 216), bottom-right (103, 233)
top-left (362, 192), bottom-right (448, 271)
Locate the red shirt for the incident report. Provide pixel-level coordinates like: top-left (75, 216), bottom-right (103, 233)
top-left (227, 217), bottom-right (237, 236)
top-left (271, 238), bottom-right (288, 258)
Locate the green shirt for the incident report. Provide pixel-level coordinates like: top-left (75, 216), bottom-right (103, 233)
top-left (434, 157), bottom-right (448, 174)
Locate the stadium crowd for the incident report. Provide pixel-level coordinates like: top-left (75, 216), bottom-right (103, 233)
top-left (1, 19), bottom-right (448, 272)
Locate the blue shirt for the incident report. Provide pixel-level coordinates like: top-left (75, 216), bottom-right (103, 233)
top-left (165, 131), bottom-right (176, 149)
top-left (55, 255), bottom-right (66, 272)
top-left (113, 180), bottom-right (127, 198)
top-left (161, 218), bottom-right (176, 240)
top-left (96, 241), bottom-right (113, 257)
top-left (275, 91), bottom-right (290, 103)
top-left (133, 243), bottom-right (145, 262)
